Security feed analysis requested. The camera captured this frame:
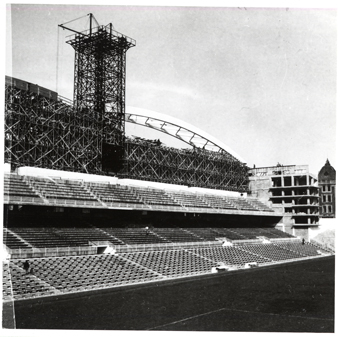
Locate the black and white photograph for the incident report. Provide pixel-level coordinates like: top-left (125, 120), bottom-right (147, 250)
top-left (1, 1), bottom-right (336, 333)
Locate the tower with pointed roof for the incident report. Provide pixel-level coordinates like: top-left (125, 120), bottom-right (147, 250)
top-left (318, 159), bottom-right (336, 218)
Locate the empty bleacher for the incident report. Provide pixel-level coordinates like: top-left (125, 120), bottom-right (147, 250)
top-left (3, 229), bottom-right (32, 249)
top-left (166, 191), bottom-right (212, 209)
top-left (7, 254), bottom-right (164, 300)
top-left (188, 246), bottom-right (271, 266)
top-left (4, 175), bottom-right (276, 213)
top-left (151, 228), bottom-right (205, 243)
top-left (272, 242), bottom-right (324, 257)
top-left (3, 174), bottom-right (43, 204)
top-left (86, 182), bottom-right (146, 207)
top-left (201, 194), bottom-right (237, 210)
top-left (102, 227), bottom-right (169, 245)
top-left (185, 228), bottom-right (222, 241)
top-left (259, 227), bottom-right (295, 239)
top-left (130, 186), bottom-right (182, 208)
top-left (3, 229), bottom-right (332, 301)
top-left (4, 225), bottom-right (299, 251)
top-left (26, 176), bottom-right (101, 206)
top-left (8, 225), bottom-right (120, 248)
top-left (122, 249), bottom-right (214, 277)
top-left (237, 243), bottom-right (304, 262)
top-left (228, 197), bottom-right (258, 211)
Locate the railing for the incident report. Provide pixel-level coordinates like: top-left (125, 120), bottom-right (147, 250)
top-left (114, 240), bottom-right (222, 253)
top-left (45, 199), bottom-right (103, 207)
top-left (3, 195), bottom-right (45, 203)
top-left (7, 246), bottom-right (98, 259)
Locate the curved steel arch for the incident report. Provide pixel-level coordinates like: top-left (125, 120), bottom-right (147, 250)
top-left (125, 106), bottom-right (246, 163)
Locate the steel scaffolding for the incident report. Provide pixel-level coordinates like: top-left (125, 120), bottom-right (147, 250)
top-left (4, 14), bottom-right (250, 192)
top-left (120, 139), bottom-right (249, 192)
top-left (65, 21), bottom-right (135, 147)
top-left (4, 77), bottom-right (103, 173)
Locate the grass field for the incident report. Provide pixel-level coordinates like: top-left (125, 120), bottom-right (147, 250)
top-left (4, 255), bottom-right (334, 332)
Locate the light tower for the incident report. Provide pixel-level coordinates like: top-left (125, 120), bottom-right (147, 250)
top-left (59, 13), bottom-right (135, 172)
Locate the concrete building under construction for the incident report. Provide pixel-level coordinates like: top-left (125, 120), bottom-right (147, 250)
top-left (249, 164), bottom-right (320, 241)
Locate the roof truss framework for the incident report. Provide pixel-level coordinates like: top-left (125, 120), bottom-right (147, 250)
top-left (4, 84), bottom-right (104, 173)
top-left (121, 141), bottom-right (249, 192)
top-left (4, 82), bottom-right (249, 191)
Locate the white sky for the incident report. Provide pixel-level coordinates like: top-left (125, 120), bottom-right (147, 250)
top-left (4, 2), bottom-right (338, 175)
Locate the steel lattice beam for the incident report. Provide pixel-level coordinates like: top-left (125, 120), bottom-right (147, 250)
top-left (121, 140), bottom-right (249, 192)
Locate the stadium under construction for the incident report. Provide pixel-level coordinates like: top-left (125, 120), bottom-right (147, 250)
top-left (2, 14), bottom-right (334, 331)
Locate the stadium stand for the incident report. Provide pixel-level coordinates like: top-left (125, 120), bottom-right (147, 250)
top-left (27, 176), bottom-right (102, 207)
top-left (228, 197), bottom-right (258, 211)
top-left (237, 243), bottom-right (305, 262)
top-left (200, 194), bottom-right (237, 210)
top-left (3, 229), bottom-right (32, 249)
top-left (122, 249), bottom-right (214, 277)
top-left (86, 182), bottom-right (147, 208)
top-left (3, 174), bottom-right (44, 204)
top-left (187, 246), bottom-right (271, 266)
top-left (101, 227), bottom-right (168, 245)
top-left (3, 231), bottom-right (330, 301)
top-left (151, 227), bottom-right (205, 243)
top-left (165, 191), bottom-right (212, 209)
top-left (130, 186), bottom-right (182, 208)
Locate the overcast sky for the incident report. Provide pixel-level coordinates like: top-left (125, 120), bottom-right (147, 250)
top-left (5, 3), bottom-right (337, 175)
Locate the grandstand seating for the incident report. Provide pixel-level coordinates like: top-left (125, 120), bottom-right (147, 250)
top-left (2, 262), bottom-right (13, 301)
top-left (165, 191), bottom-right (212, 208)
top-left (183, 228), bottom-right (220, 241)
top-left (3, 229), bottom-right (32, 249)
top-left (272, 242), bottom-right (325, 257)
top-left (7, 254), bottom-right (163, 300)
top-left (101, 227), bottom-right (169, 245)
top-left (258, 227), bottom-right (295, 239)
top-left (237, 244), bottom-right (304, 262)
top-left (27, 177), bottom-right (101, 206)
top-left (210, 228), bottom-right (246, 240)
top-left (3, 174), bottom-right (43, 204)
top-left (187, 246), bottom-right (271, 266)
top-left (130, 187), bottom-right (182, 207)
top-left (151, 228), bottom-right (205, 243)
top-left (201, 194), bottom-right (237, 210)
top-left (86, 182), bottom-right (146, 207)
top-left (4, 175), bottom-right (278, 213)
top-left (3, 234), bottom-right (330, 301)
top-left (5, 226), bottom-right (297, 250)
top-left (122, 249), bottom-right (214, 277)
top-left (228, 197), bottom-right (258, 211)
top-left (8, 225), bottom-right (120, 248)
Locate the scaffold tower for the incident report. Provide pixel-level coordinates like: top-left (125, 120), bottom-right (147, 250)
top-left (60, 14), bottom-right (135, 171)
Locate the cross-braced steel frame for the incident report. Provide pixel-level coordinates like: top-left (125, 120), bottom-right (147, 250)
top-left (4, 15), bottom-right (249, 191)
top-left (67, 24), bottom-right (135, 147)
top-left (4, 77), bottom-right (103, 173)
top-left (5, 20), bottom-right (135, 174)
top-left (120, 139), bottom-right (249, 192)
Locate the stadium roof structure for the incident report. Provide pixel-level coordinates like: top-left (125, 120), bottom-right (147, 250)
top-left (125, 106), bottom-right (246, 163)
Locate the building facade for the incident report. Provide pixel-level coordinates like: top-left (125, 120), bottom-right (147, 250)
top-left (249, 164), bottom-right (319, 241)
top-left (318, 159), bottom-right (336, 218)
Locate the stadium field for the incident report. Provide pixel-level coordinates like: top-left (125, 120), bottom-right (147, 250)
top-left (4, 255), bottom-right (334, 332)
